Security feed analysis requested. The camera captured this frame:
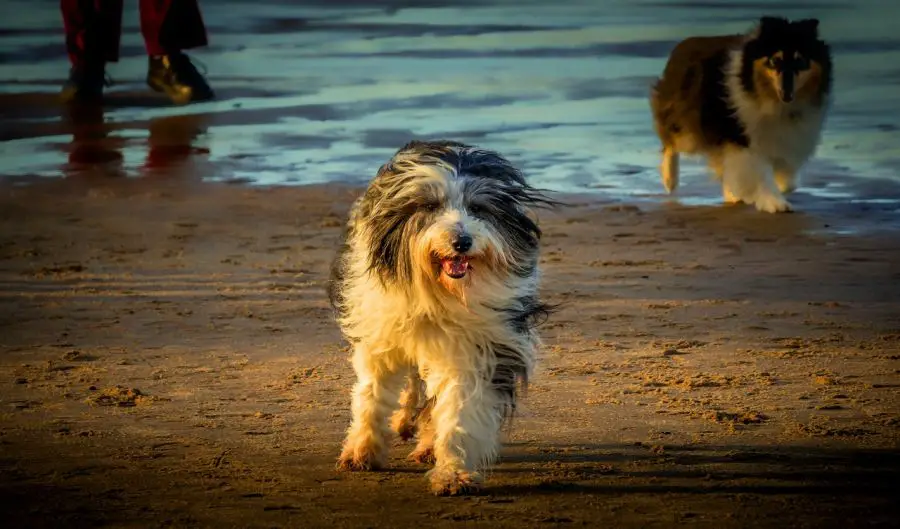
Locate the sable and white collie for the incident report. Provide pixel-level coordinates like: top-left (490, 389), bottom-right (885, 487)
top-left (327, 140), bottom-right (554, 495)
top-left (650, 16), bottom-right (833, 212)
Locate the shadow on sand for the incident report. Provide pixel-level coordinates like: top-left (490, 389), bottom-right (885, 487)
top-left (2, 437), bottom-right (897, 528)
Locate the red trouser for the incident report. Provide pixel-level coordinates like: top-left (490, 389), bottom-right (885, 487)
top-left (61, 0), bottom-right (208, 65)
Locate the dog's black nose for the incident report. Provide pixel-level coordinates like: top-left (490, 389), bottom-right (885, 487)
top-left (451, 234), bottom-right (473, 253)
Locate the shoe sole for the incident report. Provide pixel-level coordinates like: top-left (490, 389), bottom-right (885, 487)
top-left (148, 78), bottom-right (214, 105)
top-left (148, 78), bottom-right (192, 105)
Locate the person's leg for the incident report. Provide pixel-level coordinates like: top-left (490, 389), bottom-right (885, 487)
top-left (140, 0), bottom-right (208, 55)
top-left (60, 0), bottom-right (124, 102)
top-left (140, 0), bottom-right (214, 104)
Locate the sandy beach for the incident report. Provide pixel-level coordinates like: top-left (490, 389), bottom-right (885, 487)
top-left (1, 176), bottom-right (898, 528)
top-left (2, 0), bottom-right (900, 526)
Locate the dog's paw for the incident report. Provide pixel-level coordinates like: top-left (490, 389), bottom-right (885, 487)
top-left (753, 192), bottom-right (792, 214)
top-left (396, 423), bottom-right (416, 441)
top-left (335, 443), bottom-right (385, 472)
top-left (390, 412), bottom-right (417, 441)
top-left (429, 468), bottom-right (483, 496)
top-left (408, 446), bottom-right (435, 464)
top-left (722, 186), bottom-right (742, 205)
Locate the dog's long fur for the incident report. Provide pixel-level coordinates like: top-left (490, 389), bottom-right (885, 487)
top-left (328, 140), bottom-right (554, 495)
top-left (650, 16), bottom-right (833, 212)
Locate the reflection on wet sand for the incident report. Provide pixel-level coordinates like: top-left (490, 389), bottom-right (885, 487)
top-left (62, 104), bottom-right (125, 177)
top-left (60, 104), bottom-right (209, 178)
top-left (144, 113), bottom-right (210, 174)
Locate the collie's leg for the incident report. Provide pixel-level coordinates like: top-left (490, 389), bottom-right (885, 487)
top-left (723, 187), bottom-right (742, 204)
top-left (390, 370), bottom-right (422, 441)
top-left (337, 347), bottom-right (405, 471)
top-left (721, 147), bottom-right (791, 213)
top-left (709, 155), bottom-right (740, 204)
top-left (660, 146), bottom-right (680, 194)
top-left (774, 163), bottom-right (799, 195)
top-left (426, 374), bottom-right (502, 495)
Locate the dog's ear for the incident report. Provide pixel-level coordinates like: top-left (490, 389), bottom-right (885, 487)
top-left (758, 16), bottom-right (789, 34)
top-left (794, 18), bottom-right (820, 38)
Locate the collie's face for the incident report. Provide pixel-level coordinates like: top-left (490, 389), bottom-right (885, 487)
top-left (744, 17), bottom-right (831, 105)
top-left (356, 141), bottom-right (548, 296)
top-left (754, 49), bottom-right (822, 103)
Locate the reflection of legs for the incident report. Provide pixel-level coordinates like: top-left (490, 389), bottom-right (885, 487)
top-left (426, 373), bottom-right (502, 495)
top-left (142, 0), bottom-right (214, 104)
top-left (63, 105), bottom-right (125, 172)
top-left (337, 347), bottom-right (405, 471)
top-left (145, 114), bottom-right (209, 170)
top-left (60, 0), bottom-right (123, 102)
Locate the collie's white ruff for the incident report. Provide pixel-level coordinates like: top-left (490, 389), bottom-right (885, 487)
top-left (720, 49), bottom-right (829, 213)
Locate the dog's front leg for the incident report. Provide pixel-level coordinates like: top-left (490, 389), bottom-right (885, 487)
top-left (407, 396), bottom-right (435, 464)
top-left (390, 370), bottom-right (423, 441)
top-left (336, 347), bottom-right (405, 471)
top-left (773, 161), bottom-right (799, 195)
top-left (425, 376), bottom-right (502, 495)
top-left (722, 146), bottom-right (791, 213)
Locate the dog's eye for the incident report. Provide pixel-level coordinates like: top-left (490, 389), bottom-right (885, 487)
top-left (766, 57), bottom-right (782, 70)
top-left (423, 203), bottom-right (440, 212)
top-left (794, 55), bottom-right (810, 71)
top-left (468, 204), bottom-right (483, 215)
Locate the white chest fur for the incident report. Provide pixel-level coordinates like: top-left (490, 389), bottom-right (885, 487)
top-left (740, 104), bottom-right (826, 170)
top-left (725, 50), bottom-right (828, 171)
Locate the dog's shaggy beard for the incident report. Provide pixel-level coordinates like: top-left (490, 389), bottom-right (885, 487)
top-left (363, 144), bottom-right (547, 289)
top-left (328, 140), bottom-right (555, 496)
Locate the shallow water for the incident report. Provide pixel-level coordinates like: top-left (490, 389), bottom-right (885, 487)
top-left (1, 0), bottom-right (899, 220)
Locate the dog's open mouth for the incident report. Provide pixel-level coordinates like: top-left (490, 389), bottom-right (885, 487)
top-left (440, 256), bottom-right (471, 279)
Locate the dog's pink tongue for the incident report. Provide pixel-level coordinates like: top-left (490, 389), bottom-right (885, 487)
top-left (441, 257), bottom-right (469, 277)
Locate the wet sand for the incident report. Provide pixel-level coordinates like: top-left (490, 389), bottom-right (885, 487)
top-left (1, 177), bottom-right (898, 528)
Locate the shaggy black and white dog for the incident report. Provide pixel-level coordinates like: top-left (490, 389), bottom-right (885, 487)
top-left (327, 140), bottom-right (554, 495)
